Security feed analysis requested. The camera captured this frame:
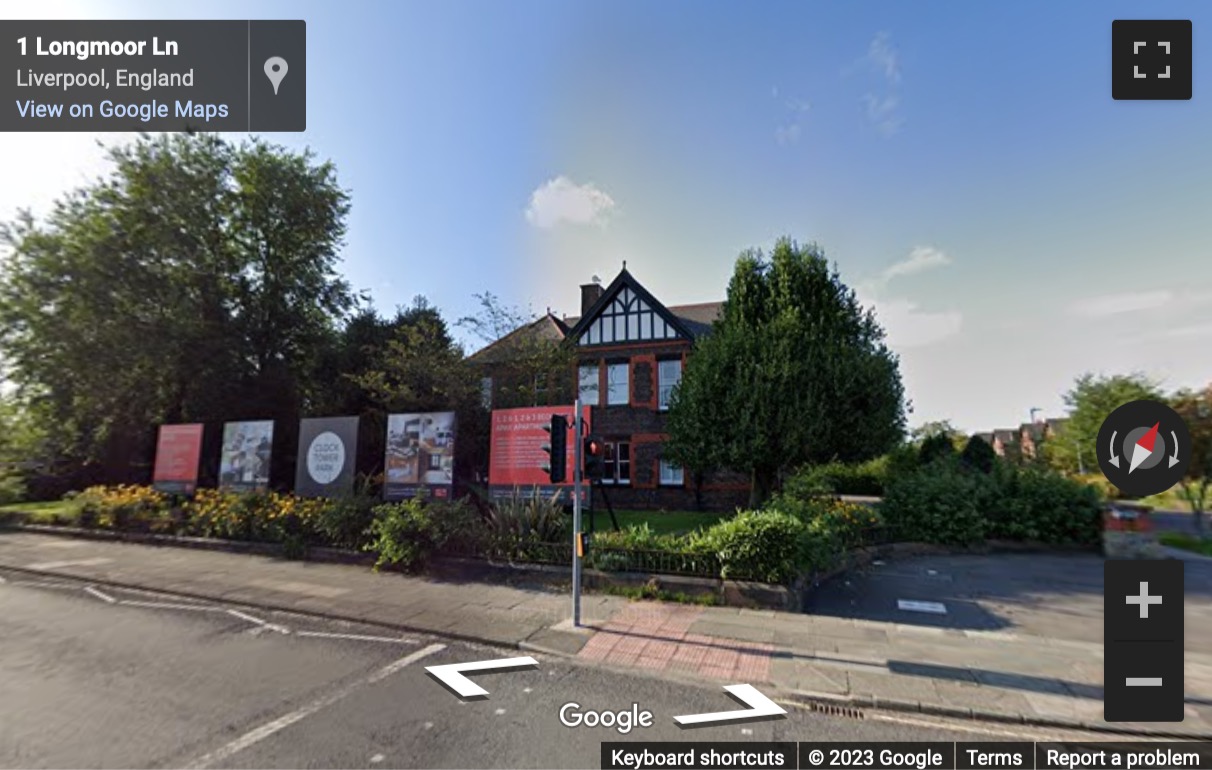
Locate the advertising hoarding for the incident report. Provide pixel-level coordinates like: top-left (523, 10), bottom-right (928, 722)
top-left (152, 423), bottom-right (204, 494)
top-left (294, 416), bottom-right (359, 498)
top-left (488, 405), bottom-right (590, 504)
top-left (384, 411), bottom-right (457, 500)
top-left (219, 420), bottom-right (274, 491)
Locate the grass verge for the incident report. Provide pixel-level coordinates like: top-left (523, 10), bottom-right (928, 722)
top-left (0, 499), bottom-right (77, 522)
top-left (1158, 532), bottom-right (1212, 557)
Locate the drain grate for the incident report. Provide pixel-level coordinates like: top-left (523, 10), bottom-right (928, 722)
top-left (807, 701), bottom-right (865, 720)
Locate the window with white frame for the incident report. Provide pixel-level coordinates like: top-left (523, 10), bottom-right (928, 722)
top-left (606, 362), bottom-right (629, 405)
top-left (658, 358), bottom-right (682, 411)
top-left (659, 458), bottom-right (684, 486)
top-left (578, 364), bottom-right (599, 406)
top-left (602, 441), bottom-right (631, 485)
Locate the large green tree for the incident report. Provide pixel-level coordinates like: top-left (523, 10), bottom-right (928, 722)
top-left (1042, 372), bottom-right (1164, 475)
top-left (0, 133), bottom-right (355, 485)
top-left (666, 238), bottom-right (907, 506)
top-left (350, 298), bottom-right (489, 489)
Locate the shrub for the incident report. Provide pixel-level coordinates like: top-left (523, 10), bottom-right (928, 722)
top-left (960, 435), bottom-right (997, 474)
top-left (880, 465), bottom-right (989, 545)
top-left (782, 459), bottom-right (887, 499)
top-left (484, 488), bottom-right (568, 542)
top-left (690, 509), bottom-right (806, 584)
top-left (311, 491), bottom-right (378, 550)
top-left (591, 522), bottom-right (685, 551)
top-left (183, 489), bottom-right (328, 543)
top-left (918, 433), bottom-right (957, 466)
top-left (0, 467), bottom-right (26, 505)
top-left (986, 467), bottom-right (1102, 544)
top-left (363, 496), bottom-right (477, 571)
top-left (75, 485), bottom-right (169, 531)
top-left (883, 443), bottom-right (922, 485)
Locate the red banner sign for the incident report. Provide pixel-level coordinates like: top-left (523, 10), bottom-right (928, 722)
top-left (152, 423), bottom-right (204, 494)
top-left (488, 405), bottom-right (590, 490)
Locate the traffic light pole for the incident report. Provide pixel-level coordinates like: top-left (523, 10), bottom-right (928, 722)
top-left (572, 396), bottom-right (583, 627)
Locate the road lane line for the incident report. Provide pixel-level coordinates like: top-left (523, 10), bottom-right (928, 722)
top-left (186, 642), bottom-right (446, 769)
top-left (25, 557), bottom-right (113, 570)
top-left (84, 586), bottom-right (115, 603)
top-left (295, 630), bottom-right (418, 644)
top-left (227, 608), bottom-right (290, 634)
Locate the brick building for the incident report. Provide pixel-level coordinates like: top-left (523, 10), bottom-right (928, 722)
top-left (470, 268), bottom-right (750, 511)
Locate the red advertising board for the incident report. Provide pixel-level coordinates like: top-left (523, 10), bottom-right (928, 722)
top-left (152, 423), bottom-right (204, 494)
top-left (489, 405), bottom-right (590, 500)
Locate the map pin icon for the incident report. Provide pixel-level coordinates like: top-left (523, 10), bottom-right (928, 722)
top-left (264, 56), bottom-right (288, 95)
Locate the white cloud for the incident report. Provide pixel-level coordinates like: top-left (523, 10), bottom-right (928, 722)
top-left (775, 124), bottom-right (802, 145)
top-left (858, 32), bottom-right (904, 136)
top-left (1068, 290), bottom-right (1173, 318)
top-left (864, 93), bottom-right (904, 137)
top-left (854, 246), bottom-right (960, 348)
top-left (867, 31), bottom-right (901, 84)
top-left (785, 98), bottom-right (812, 114)
top-left (525, 176), bottom-right (616, 229)
top-left (868, 297), bottom-right (963, 348)
top-left (1163, 322), bottom-right (1212, 340)
top-left (882, 246), bottom-right (951, 282)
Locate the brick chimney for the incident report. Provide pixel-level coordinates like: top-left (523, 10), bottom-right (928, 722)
top-left (580, 282), bottom-right (604, 316)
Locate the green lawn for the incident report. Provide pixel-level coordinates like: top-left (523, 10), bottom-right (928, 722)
top-left (0, 499), bottom-right (74, 515)
top-left (586, 508), bottom-right (726, 535)
top-left (1138, 485), bottom-right (1193, 512)
top-left (0, 499), bottom-right (77, 522)
top-left (1159, 532), bottom-right (1212, 557)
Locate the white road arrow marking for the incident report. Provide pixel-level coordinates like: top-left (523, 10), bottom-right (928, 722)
top-left (1169, 430), bottom-right (1180, 469)
top-left (673, 683), bottom-right (786, 727)
top-left (425, 656), bottom-right (538, 699)
top-left (1109, 430), bottom-right (1121, 468)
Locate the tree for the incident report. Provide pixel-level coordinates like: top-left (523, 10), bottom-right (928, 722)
top-left (457, 292), bottom-right (575, 409)
top-left (1044, 373), bottom-right (1164, 475)
top-left (920, 433), bottom-right (958, 466)
top-left (960, 435), bottom-right (997, 474)
top-left (666, 237), bottom-right (906, 507)
top-left (0, 133), bottom-right (355, 485)
top-left (1172, 385), bottom-right (1212, 536)
top-left (350, 298), bottom-right (488, 489)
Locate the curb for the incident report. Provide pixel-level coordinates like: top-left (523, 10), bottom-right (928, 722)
top-left (0, 560), bottom-right (535, 653)
top-left (780, 690), bottom-right (1212, 739)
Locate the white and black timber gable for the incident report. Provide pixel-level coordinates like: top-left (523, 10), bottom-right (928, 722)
top-left (568, 269), bottom-right (696, 347)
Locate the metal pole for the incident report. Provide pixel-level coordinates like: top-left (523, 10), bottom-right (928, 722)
top-left (572, 396), bottom-right (583, 627)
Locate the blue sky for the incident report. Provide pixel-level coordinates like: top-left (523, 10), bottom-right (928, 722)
top-left (5, 0), bottom-right (1211, 433)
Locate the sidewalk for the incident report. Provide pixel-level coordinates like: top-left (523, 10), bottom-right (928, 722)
top-left (1, 528), bottom-right (1209, 737)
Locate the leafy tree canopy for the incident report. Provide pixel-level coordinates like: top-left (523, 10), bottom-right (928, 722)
top-left (666, 237), bottom-right (906, 506)
top-left (0, 132), bottom-right (355, 479)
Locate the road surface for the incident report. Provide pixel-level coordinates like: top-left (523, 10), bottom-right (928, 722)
top-left (0, 570), bottom-right (1098, 769)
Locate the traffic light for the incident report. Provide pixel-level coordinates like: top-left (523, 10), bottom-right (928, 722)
top-left (583, 434), bottom-right (605, 480)
top-left (541, 414), bottom-right (568, 483)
